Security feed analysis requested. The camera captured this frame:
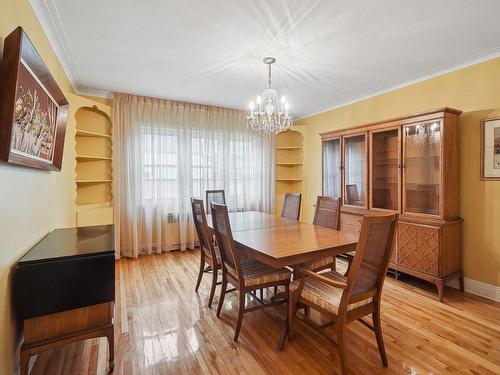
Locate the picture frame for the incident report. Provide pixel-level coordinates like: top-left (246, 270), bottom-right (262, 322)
top-left (480, 117), bottom-right (500, 180)
top-left (0, 26), bottom-right (68, 171)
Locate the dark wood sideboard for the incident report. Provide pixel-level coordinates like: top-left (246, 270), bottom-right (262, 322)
top-left (13, 225), bottom-right (115, 374)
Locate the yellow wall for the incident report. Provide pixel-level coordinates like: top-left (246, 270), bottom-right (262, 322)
top-left (298, 57), bottom-right (500, 288)
top-left (0, 1), bottom-right (106, 373)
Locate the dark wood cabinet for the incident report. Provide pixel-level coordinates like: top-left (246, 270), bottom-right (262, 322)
top-left (13, 225), bottom-right (115, 374)
top-left (321, 108), bottom-right (463, 301)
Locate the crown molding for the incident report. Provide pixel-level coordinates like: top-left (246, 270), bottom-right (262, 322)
top-left (296, 48), bottom-right (500, 121)
top-left (74, 87), bottom-right (114, 99)
top-left (30, 0), bottom-right (114, 99)
top-left (30, 0), bottom-right (500, 111)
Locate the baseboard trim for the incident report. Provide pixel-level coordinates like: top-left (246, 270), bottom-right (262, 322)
top-left (447, 277), bottom-right (500, 302)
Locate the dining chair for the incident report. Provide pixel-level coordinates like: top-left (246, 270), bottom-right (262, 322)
top-left (345, 184), bottom-right (360, 205)
top-left (191, 198), bottom-right (221, 308)
top-left (281, 192), bottom-right (302, 220)
top-left (206, 190), bottom-right (226, 214)
top-left (287, 214), bottom-right (398, 375)
top-left (304, 196), bottom-right (341, 272)
top-left (211, 202), bottom-right (292, 342)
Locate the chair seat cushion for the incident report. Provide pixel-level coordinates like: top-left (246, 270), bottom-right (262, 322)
top-left (303, 256), bottom-right (334, 271)
top-left (227, 258), bottom-right (291, 287)
top-left (299, 271), bottom-right (371, 315)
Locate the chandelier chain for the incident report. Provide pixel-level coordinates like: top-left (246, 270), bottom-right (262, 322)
top-left (268, 62), bottom-right (272, 89)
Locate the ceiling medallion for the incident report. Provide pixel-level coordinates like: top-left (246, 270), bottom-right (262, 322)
top-left (247, 57), bottom-right (292, 134)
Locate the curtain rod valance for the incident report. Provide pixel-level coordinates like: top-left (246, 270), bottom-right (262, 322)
top-left (114, 92), bottom-right (245, 115)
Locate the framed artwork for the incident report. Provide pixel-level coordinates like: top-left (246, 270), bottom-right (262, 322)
top-left (481, 117), bottom-right (500, 180)
top-left (0, 26), bottom-right (68, 171)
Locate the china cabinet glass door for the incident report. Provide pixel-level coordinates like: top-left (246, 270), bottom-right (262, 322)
top-left (370, 128), bottom-right (400, 211)
top-left (403, 120), bottom-right (442, 216)
top-left (343, 134), bottom-right (367, 207)
top-left (323, 138), bottom-right (341, 198)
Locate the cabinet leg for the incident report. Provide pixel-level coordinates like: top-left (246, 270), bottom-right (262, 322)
top-left (106, 326), bottom-right (115, 372)
top-left (20, 349), bottom-right (30, 375)
top-left (435, 280), bottom-right (445, 302)
top-left (459, 275), bottom-right (464, 292)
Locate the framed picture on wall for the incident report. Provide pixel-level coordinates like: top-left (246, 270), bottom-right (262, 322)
top-left (0, 26), bottom-right (68, 171)
top-left (481, 117), bottom-right (500, 180)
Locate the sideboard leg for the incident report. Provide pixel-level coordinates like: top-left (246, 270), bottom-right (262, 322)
top-left (459, 275), bottom-right (464, 292)
top-left (106, 326), bottom-right (115, 372)
top-left (20, 349), bottom-right (30, 375)
top-left (435, 280), bottom-right (445, 302)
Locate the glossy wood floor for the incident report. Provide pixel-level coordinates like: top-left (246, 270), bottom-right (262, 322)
top-left (29, 250), bottom-right (500, 375)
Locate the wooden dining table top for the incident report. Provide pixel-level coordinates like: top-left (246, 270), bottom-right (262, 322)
top-left (206, 211), bottom-right (358, 268)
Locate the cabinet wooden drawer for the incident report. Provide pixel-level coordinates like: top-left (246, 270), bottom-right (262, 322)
top-left (397, 222), bottom-right (439, 276)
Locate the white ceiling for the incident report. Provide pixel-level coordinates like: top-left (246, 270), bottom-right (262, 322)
top-left (31, 0), bottom-right (500, 118)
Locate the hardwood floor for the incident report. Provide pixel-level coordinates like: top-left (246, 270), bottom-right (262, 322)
top-left (29, 250), bottom-right (500, 375)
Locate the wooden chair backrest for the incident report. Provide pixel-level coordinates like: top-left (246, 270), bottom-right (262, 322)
top-left (346, 184), bottom-right (360, 204)
top-left (206, 190), bottom-right (226, 214)
top-left (281, 192), bottom-right (302, 221)
top-left (210, 202), bottom-right (242, 281)
top-left (191, 198), bottom-right (215, 260)
top-left (343, 214), bottom-right (398, 305)
top-left (313, 196), bottom-right (341, 230)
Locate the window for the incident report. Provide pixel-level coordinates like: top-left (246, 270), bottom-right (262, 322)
top-left (140, 126), bottom-right (256, 212)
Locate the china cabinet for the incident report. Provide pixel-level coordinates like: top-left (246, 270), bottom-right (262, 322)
top-left (321, 108), bottom-right (463, 301)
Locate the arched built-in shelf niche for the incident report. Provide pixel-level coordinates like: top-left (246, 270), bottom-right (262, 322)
top-left (275, 129), bottom-right (304, 217)
top-left (75, 106), bottom-right (112, 210)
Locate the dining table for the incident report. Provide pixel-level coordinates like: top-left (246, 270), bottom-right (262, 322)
top-left (205, 211), bottom-right (358, 269)
top-left (206, 210), bottom-right (359, 350)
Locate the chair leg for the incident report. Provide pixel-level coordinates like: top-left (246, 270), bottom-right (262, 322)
top-left (344, 257), bottom-right (353, 276)
top-left (278, 284), bottom-right (290, 351)
top-left (234, 291), bottom-right (246, 341)
top-left (274, 285), bottom-right (278, 294)
top-left (288, 291), bottom-right (298, 342)
top-left (336, 318), bottom-right (349, 375)
top-left (373, 304), bottom-right (388, 367)
top-left (304, 305), bottom-right (310, 318)
top-left (195, 252), bottom-right (205, 292)
top-left (216, 274), bottom-right (227, 317)
top-left (208, 267), bottom-right (218, 308)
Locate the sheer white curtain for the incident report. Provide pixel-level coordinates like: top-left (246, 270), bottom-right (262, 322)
top-left (113, 93), bottom-right (275, 258)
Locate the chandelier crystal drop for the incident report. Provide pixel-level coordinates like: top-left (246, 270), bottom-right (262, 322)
top-left (247, 57), bottom-right (292, 134)
top-left (406, 121), bottom-right (441, 145)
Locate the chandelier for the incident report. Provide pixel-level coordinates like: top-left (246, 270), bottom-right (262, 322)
top-left (247, 57), bottom-right (292, 134)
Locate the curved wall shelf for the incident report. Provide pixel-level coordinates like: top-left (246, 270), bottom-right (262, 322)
top-left (275, 128), bottom-right (305, 217)
top-left (75, 105), bottom-right (113, 227)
